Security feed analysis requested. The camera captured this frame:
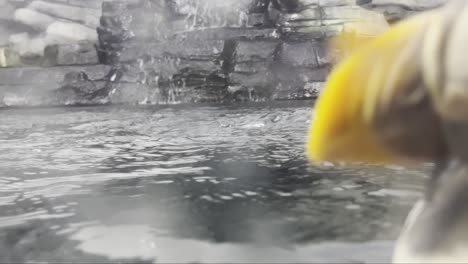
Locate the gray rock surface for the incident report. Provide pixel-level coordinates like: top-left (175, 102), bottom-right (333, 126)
top-left (43, 41), bottom-right (98, 66)
top-left (0, 0), bottom-right (450, 107)
top-left (0, 64), bottom-right (116, 106)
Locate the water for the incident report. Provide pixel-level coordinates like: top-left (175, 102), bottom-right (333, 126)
top-left (0, 101), bottom-right (431, 263)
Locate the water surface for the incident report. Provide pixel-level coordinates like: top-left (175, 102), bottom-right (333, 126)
top-left (0, 102), bottom-right (431, 263)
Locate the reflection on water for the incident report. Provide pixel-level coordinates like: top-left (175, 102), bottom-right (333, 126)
top-left (0, 102), bottom-right (431, 263)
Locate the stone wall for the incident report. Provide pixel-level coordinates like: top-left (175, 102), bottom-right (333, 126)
top-left (0, 0), bottom-right (447, 107)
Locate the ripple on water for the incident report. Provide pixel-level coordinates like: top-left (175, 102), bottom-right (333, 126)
top-left (0, 104), bottom-right (427, 262)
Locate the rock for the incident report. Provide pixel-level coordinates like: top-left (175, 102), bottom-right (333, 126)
top-left (101, 0), bottom-right (150, 17)
top-left (117, 39), bottom-right (226, 62)
top-left (273, 64), bottom-right (329, 84)
top-left (106, 82), bottom-right (153, 104)
top-left (1, 0), bottom-right (428, 107)
top-left (106, 77), bottom-right (228, 105)
top-left (9, 33), bottom-right (46, 58)
top-left (0, 64), bottom-right (110, 85)
top-left (46, 21), bottom-right (98, 43)
top-left (319, 0), bottom-right (356, 7)
top-left (120, 58), bottom-right (223, 84)
top-left (14, 8), bottom-right (56, 31)
top-left (273, 64), bottom-right (328, 100)
top-left (274, 81), bottom-right (324, 100)
top-left (313, 41), bottom-right (333, 66)
top-left (8, 32), bottom-right (29, 45)
top-left (278, 7), bottom-right (320, 22)
top-left (98, 0), bottom-right (174, 64)
top-left (28, 0), bottom-right (100, 28)
top-left (229, 70), bottom-right (275, 88)
top-left (167, 0), bottom-right (254, 28)
top-left (173, 27), bottom-right (279, 41)
top-left (279, 41), bottom-right (318, 67)
top-left (274, 0), bottom-right (359, 12)
top-left (43, 41), bottom-right (99, 66)
top-left (55, 71), bottom-right (101, 97)
top-left (54, 0), bottom-right (104, 9)
top-left (99, 0), bottom-right (171, 44)
top-left (233, 40), bottom-right (280, 62)
top-left (8, 32), bottom-right (83, 63)
top-left (233, 61), bottom-right (269, 73)
top-left (246, 13), bottom-right (267, 27)
top-left (277, 4), bottom-right (388, 40)
top-left (247, 0), bottom-right (270, 13)
top-left (0, 64), bottom-right (116, 106)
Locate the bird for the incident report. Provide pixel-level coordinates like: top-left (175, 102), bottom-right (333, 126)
top-left (305, 0), bottom-right (468, 263)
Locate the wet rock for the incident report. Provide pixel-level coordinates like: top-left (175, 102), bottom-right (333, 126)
top-left (0, 64), bottom-right (110, 85)
top-left (225, 39), bottom-right (280, 97)
top-left (98, 0), bottom-right (173, 64)
top-left (313, 41), bottom-right (333, 66)
top-left (277, 3), bottom-right (388, 40)
top-left (248, 0), bottom-right (270, 13)
top-left (14, 8), bottom-right (56, 31)
top-left (279, 7), bottom-right (320, 21)
top-left (43, 41), bottom-right (98, 66)
top-left (28, 0), bottom-right (100, 28)
top-left (274, 81), bottom-right (324, 100)
top-left (110, 51), bottom-right (228, 105)
top-left (120, 58), bottom-right (222, 84)
top-left (271, 61), bottom-right (328, 100)
top-left (109, 75), bottom-right (228, 105)
top-left (0, 65), bottom-right (121, 106)
top-left (99, 0), bottom-right (171, 44)
top-left (110, 39), bottom-right (227, 100)
top-left (2, 0), bottom-right (434, 107)
top-left (166, 0), bottom-right (254, 28)
top-left (54, 71), bottom-right (101, 97)
top-left (106, 82), bottom-right (153, 104)
top-left (228, 69), bottom-right (275, 101)
top-left (47, 21), bottom-right (98, 43)
top-left (8, 33), bottom-right (52, 60)
top-left (233, 40), bottom-right (280, 63)
top-left (279, 41), bottom-right (318, 67)
top-left (274, 64), bottom-right (329, 83)
top-left (230, 71), bottom-right (275, 87)
top-left (233, 61), bottom-right (270, 74)
top-left (246, 13), bottom-right (267, 27)
top-left (117, 40), bottom-right (226, 63)
top-left (173, 27), bottom-right (279, 42)
top-left (58, 0), bottom-right (104, 9)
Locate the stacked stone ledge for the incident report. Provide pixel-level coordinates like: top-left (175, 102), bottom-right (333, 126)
top-left (0, 0), bottom-right (115, 106)
top-left (0, 0), bottom-right (448, 107)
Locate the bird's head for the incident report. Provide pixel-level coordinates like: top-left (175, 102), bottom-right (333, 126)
top-left (306, 0), bottom-right (468, 262)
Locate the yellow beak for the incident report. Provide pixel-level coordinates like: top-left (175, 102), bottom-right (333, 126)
top-left (306, 52), bottom-right (400, 164)
top-left (306, 12), bottom-right (433, 165)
